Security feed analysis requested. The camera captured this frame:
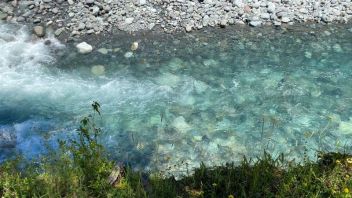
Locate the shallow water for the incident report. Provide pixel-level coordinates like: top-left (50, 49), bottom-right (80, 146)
top-left (1, 22), bottom-right (352, 176)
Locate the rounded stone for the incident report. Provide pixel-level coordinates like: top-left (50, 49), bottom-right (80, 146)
top-left (76, 42), bottom-right (93, 54)
top-left (91, 65), bottom-right (105, 76)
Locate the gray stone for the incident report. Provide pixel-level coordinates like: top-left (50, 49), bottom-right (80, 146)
top-left (249, 20), bottom-right (262, 27)
top-left (91, 6), bottom-right (100, 15)
top-left (185, 24), bottom-right (192, 32)
top-left (87, 29), bottom-right (95, 34)
top-left (86, 0), bottom-right (94, 4)
top-left (68, 0), bottom-right (74, 5)
top-left (77, 22), bottom-right (86, 30)
top-left (16, 16), bottom-right (25, 22)
top-left (33, 18), bottom-right (41, 23)
top-left (138, 0), bottom-right (146, 6)
top-left (33, 26), bottom-right (45, 37)
top-left (0, 11), bottom-right (7, 20)
top-left (261, 13), bottom-right (270, 20)
top-left (124, 51), bottom-right (134, 58)
top-left (267, 2), bottom-right (276, 13)
top-left (281, 17), bottom-right (290, 23)
top-left (125, 17), bottom-right (134, 24)
top-left (233, 0), bottom-right (244, 8)
top-left (54, 28), bottom-right (64, 36)
top-left (273, 21), bottom-right (281, 26)
top-left (97, 48), bottom-right (109, 54)
top-left (52, 7), bottom-right (59, 14)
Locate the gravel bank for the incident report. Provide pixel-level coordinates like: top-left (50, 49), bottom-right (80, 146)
top-left (0, 0), bottom-right (351, 39)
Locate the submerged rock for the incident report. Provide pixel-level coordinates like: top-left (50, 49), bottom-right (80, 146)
top-left (339, 118), bottom-right (352, 135)
top-left (193, 80), bottom-right (208, 94)
top-left (171, 116), bottom-right (192, 133)
top-left (76, 42), bottom-right (93, 54)
top-left (124, 51), bottom-right (134, 58)
top-left (131, 42), bottom-right (139, 51)
top-left (91, 65), bottom-right (105, 76)
top-left (97, 48), bottom-right (109, 55)
top-left (156, 72), bottom-right (180, 88)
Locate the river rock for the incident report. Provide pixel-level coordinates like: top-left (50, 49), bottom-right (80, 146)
top-left (249, 20), bottom-right (262, 27)
top-left (33, 26), bottom-right (45, 37)
top-left (281, 17), bottom-right (291, 23)
top-left (267, 2), bottom-right (276, 13)
top-left (171, 116), bottom-right (192, 133)
top-left (76, 42), bottom-right (93, 54)
top-left (338, 118), bottom-right (352, 134)
top-left (131, 42), bottom-right (139, 51)
top-left (125, 17), bottom-right (134, 24)
top-left (124, 51), bottom-right (134, 58)
top-left (54, 28), bottom-right (64, 36)
top-left (0, 11), bottom-right (7, 20)
top-left (91, 65), bottom-right (105, 76)
top-left (97, 48), bottom-right (109, 54)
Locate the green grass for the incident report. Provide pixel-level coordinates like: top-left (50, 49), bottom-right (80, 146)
top-left (1, 103), bottom-right (352, 198)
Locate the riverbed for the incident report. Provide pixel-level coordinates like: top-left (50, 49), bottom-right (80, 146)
top-left (0, 22), bottom-right (352, 176)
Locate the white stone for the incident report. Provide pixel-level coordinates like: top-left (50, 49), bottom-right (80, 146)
top-left (76, 42), bottom-right (93, 54)
top-left (131, 42), bottom-right (139, 51)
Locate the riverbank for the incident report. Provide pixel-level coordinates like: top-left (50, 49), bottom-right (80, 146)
top-left (0, 0), bottom-right (351, 40)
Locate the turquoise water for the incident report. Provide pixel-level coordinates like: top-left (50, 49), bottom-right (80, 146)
top-left (0, 23), bottom-right (352, 176)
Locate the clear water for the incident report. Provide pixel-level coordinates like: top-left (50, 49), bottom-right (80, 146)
top-left (1, 22), bottom-right (352, 176)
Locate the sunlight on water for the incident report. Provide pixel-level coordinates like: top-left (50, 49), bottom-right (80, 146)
top-left (0, 22), bottom-right (352, 176)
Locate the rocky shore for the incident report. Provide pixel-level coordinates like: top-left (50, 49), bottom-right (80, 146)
top-left (0, 0), bottom-right (351, 39)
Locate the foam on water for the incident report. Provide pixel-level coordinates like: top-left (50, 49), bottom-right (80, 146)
top-left (0, 23), bottom-right (171, 160)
